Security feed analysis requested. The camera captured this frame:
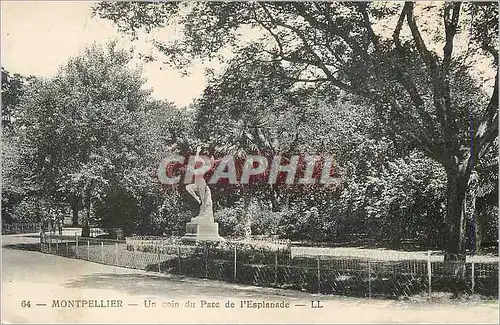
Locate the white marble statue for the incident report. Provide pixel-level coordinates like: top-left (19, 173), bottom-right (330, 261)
top-left (185, 146), bottom-right (214, 223)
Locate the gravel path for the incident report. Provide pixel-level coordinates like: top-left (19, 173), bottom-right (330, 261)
top-left (291, 247), bottom-right (499, 263)
top-left (2, 234), bottom-right (498, 324)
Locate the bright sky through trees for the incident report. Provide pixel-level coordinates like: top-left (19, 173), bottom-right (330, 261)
top-left (1, 1), bottom-right (209, 107)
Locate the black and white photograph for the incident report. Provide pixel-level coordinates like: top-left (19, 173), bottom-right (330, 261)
top-left (1, 1), bottom-right (499, 323)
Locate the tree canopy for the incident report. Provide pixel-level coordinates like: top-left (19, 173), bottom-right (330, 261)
top-left (2, 2), bottom-right (497, 256)
top-left (94, 1), bottom-right (498, 255)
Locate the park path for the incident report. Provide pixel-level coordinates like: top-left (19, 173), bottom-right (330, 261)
top-left (1, 233), bottom-right (498, 324)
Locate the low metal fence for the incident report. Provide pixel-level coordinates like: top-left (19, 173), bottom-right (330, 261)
top-left (40, 234), bottom-right (498, 299)
top-left (2, 223), bottom-right (41, 235)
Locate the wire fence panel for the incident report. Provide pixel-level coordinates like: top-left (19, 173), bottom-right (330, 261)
top-left (39, 235), bottom-right (499, 300)
top-left (368, 260), bottom-right (429, 299)
top-left (206, 259), bottom-right (234, 281)
top-left (2, 223), bottom-right (41, 235)
top-left (473, 263), bottom-right (499, 298)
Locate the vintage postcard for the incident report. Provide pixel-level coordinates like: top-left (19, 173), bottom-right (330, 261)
top-left (1, 1), bottom-right (499, 324)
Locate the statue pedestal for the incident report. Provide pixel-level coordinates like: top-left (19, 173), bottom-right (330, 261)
top-left (181, 218), bottom-right (225, 243)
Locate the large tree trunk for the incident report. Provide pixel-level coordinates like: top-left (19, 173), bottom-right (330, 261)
top-left (473, 215), bottom-right (481, 254)
top-left (269, 184), bottom-right (280, 212)
top-left (81, 188), bottom-right (91, 238)
top-left (71, 198), bottom-right (80, 227)
top-left (444, 170), bottom-right (468, 256)
top-left (443, 169), bottom-right (469, 294)
top-left (238, 186), bottom-right (252, 240)
top-left (389, 211), bottom-right (402, 249)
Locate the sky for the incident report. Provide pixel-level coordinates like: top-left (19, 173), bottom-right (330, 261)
top-left (1, 1), bottom-right (494, 107)
top-left (1, 1), bottom-right (209, 107)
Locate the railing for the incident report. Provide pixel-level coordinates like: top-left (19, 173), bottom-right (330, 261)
top-left (125, 236), bottom-right (291, 253)
top-left (40, 234), bottom-right (499, 300)
top-left (2, 223), bottom-right (41, 235)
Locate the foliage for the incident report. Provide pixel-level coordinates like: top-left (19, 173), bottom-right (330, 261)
top-left (94, 1), bottom-right (498, 254)
top-left (3, 42), bottom-right (199, 236)
top-left (3, 4), bottom-right (498, 257)
top-left (1, 67), bottom-right (33, 131)
top-left (9, 42), bottom-right (154, 234)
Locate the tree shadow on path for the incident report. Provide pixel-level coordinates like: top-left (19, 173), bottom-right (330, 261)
top-left (64, 272), bottom-right (324, 301)
top-left (3, 243), bottom-right (40, 252)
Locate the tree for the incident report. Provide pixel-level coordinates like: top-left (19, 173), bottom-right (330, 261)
top-left (14, 41), bottom-right (151, 236)
top-left (134, 99), bottom-right (196, 235)
top-left (1, 134), bottom-right (26, 224)
top-left (191, 54), bottom-right (347, 239)
top-left (94, 2), bottom-right (498, 257)
top-left (1, 68), bottom-right (37, 224)
top-left (1, 68), bottom-right (32, 131)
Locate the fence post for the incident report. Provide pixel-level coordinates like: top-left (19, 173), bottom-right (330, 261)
top-left (274, 252), bottom-right (278, 285)
top-left (133, 242), bottom-right (137, 269)
top-left (56, 241), bottom-right (58, 254)
top-left (115, 242), bottom-right (118, 265)
top-left (427, 251), bottom-right (432, 295)
top-left (233, 245), bottom-right (237, 280)
top-left (48, 236), bottom-right (51, 253)
top-left (101, 241), bottom-right (104, 263)
top-left (158, 248), bottom-right (161, 273)
top-left (76, 235), bottom-right (79, 258)
top-left (471, 262), bottom-right (475, 295)
top-left (66, 241), bottom-right (69, 256)
top-left (205, 246), bottom-right (209, 278)
top-left (177, 245), bottom-right (181, 273)
top-left (368, 259), bottom-right (372, 299)
top-left (317, 257), bottom-right (321, 294)
top-left (87, 240), bottom-right (90, 260)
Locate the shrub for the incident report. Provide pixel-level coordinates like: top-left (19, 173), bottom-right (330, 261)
top-left (214, 206), bottom-right (240, 236)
